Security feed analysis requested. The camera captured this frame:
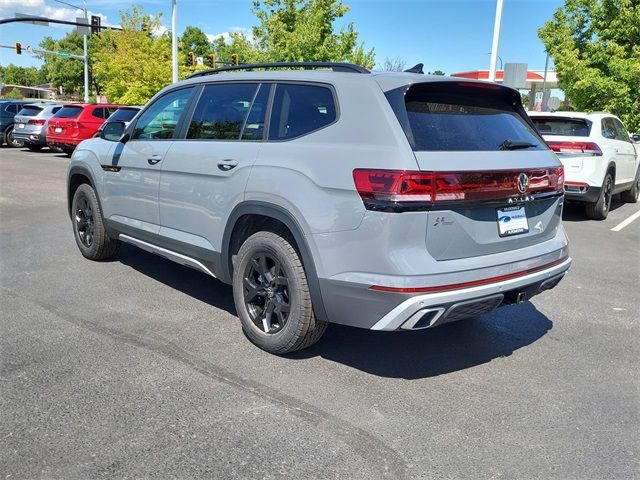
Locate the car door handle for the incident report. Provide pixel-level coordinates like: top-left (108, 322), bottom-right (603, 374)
top-left (148, 155), bottom-right (162, 165)
top-left (217, 159), bottom-right (239, 171)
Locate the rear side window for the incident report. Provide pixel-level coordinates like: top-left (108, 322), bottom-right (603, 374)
top-left (17, 105), bottom-right (43, 117)
top-left (187, 83), bottom-right (258, 140)
top-left (55, 106), bottom-right (83, 119)
top-left (91, 107), bottom-right (106, 119)
top-left (391, 82), bottom-right (545, 151)
top-left (268, 83), bottom-right (336, 140)
top-left (602, 118), bottom-right (618, 139)
top-left (108, 108), bottom-right (139, 123)
top-left (531, 117), bottom-right (591, 137)
top-left (612, 118), bottom-right (631, 142)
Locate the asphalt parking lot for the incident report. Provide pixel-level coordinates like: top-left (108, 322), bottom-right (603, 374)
top-left (1, 147), bottom-right (638, 479)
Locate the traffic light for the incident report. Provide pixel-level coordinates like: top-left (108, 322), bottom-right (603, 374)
top-left (208, 53), bottom-right (216, 69)
top-left (15, 42), bottom-right (22, 55)
top-left (231, 53), bottom-right (239, 66)
top-left (187, 51), bottom-right (196, 67)
top-left (91, 15), bottom-right (101, 35)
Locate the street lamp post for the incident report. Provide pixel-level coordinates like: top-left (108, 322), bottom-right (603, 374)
top-left (171, 0), bottom-right (178, 83)
top-left (488, 0), bottom-right (504, 82)
top-left (53, 0), bottom-right (89, 102)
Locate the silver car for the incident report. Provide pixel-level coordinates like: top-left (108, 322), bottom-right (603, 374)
top-left (66, 62), bottom-right (571, 354)
top-left (13, 103), bottom-right (64, 151)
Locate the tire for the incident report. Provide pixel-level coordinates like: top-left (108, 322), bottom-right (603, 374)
top-left (232, 231), bottom-right (327, 354)
top-left (585, 172), bottom-right (614, 220)
top-left (71, 183), bottom-right (119, 260)
top-left (27, 144), bottom-right (43, 152)
top-left (620, 168), bottom-right (639, 203)
top-left (62, 146), bottom-right (74, 157)
top-left (5, 127), bottom-right (24, 148)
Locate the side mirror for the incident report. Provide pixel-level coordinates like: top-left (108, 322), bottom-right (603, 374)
top-left (101, 121), bottom-right (127, 142)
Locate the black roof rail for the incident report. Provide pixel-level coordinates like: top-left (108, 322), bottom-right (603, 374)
top-left (186, 62), bottom-right (370, 79)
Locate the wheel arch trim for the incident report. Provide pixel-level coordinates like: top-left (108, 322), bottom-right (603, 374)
top-left (221, 201), bottom-right (328, 322)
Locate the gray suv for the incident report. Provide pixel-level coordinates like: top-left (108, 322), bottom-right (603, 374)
top-left (13, 103), bottom-right (63, 151)
top-left (66, 62), bottom-right (571, 354)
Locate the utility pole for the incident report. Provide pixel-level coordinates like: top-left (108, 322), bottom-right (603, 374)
top-left (53, 0), bottom-right (89, 102)
top-left (171, 0), bottom-right (178, 83)
top-left (488, 0), bottom-right (504, 82)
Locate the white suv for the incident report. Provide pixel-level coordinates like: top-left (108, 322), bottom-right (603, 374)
top-left (530, 112), bottom-right (640, 219)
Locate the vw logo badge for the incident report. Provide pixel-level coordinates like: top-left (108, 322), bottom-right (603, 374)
top-left (517, 173), bottom-right (529, 194)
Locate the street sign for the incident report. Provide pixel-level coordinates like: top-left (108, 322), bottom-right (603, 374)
top-left (58, 52), bottom-right (72, 58)
top-left (14, 13), bottom-right (49, 26)
top-left (76, 17), bottom-right (90, 35)
top-left (503, 63), bottom-right (528, 89)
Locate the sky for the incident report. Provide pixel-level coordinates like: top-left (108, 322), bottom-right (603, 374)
top-left (0, 0), bottom-right (564, 74)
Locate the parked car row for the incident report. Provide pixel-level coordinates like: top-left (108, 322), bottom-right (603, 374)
top-left (0, 100), bottom-right (140, 156)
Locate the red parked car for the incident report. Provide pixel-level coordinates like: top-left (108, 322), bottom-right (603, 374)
top-left (47, 103), bottom-right (121, 156)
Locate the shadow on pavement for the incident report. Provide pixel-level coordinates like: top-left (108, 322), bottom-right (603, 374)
top-left (562, 196), bottom-right (625, 222)
top-left (117, 243), bottom-right (237, 316)
top-left (287, 302), bottom-right (553, 379)
top-left (116, 244), bottom-right (552, 379)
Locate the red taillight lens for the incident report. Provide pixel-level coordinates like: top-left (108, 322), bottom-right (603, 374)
top-left (28, 119), bottom-right (46, 125)
top-left (353, 168), bottom-right (565, 211)
top-left (352, 170), bottom-right (434, 203)
top-left (547, 141), bottom-right (602, 156)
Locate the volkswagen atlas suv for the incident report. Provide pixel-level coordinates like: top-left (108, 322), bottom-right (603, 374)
top-left (530, 112), bottom-right (639, 219)
top-left (66, 62), bottom-right (571, 354)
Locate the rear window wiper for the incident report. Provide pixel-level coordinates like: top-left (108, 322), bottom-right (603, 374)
top-left (498, 139), bottom-right (538, 150)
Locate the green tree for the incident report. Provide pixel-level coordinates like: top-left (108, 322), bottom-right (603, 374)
top-left (181, 26), bottom-right (212, 57)
top-left (211, 32), bottom-right (266, 66)
top-left (382, 57), bottom-right (406, 71)
top-left (3, 87), bottom-right (23, 99)
top-left (0, 65), bottom-right (46, 86)
top-left (538, 0), bottom-right (640, 130)
top-left (251, 0), bottom-right (375, 68)
top-left (93, 7), bottom-right (173, 104)
top-left (39, 32), bottom-right (87, 95)
top-left (428, 70), bottom-right (445, 76)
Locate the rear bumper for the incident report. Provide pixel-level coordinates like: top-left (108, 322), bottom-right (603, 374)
top-left (370, 256), bottom-right (571, 330)
top-left (318, 254), bottom-right (571, 331)
top-left (13, 130), bottom-right (46, 145)
top-left (47, 135), bottom-right (83, 147)
top-left (564, 183), bottom-right (601, 202)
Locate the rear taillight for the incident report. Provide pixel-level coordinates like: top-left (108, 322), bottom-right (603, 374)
top-left (547, 141), bottom-right (602, 156)
top-left (353, 167), bottom-right (564, 211)
top-left (28, 119), bottom-right (46, 125)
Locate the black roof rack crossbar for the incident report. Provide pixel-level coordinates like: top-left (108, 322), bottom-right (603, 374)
top-left (186, 62), bottom-right (370, 79)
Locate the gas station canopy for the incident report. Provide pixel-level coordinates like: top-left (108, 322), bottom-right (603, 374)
top-left (450, 70), bottom-right (558, 90)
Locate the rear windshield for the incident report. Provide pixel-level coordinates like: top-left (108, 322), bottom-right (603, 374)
top-left (54, 106), bottom-right (83, 119)
top-left (389, 82), bottom-right (545, 151)
top-left (17, 105), bottom-right (43, 117)
top-left (107, 108), bottom-right (139, 122)
top-left (531, 117), bottom-right (591, 137)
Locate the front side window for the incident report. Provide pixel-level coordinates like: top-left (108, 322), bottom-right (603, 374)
top-left (187, 83), bottom-right (259, 140)
top-left (612, 118), bottom-right (631, 142)
top-left (269, 83), bottom-right (337, 140)
top-left (133, 87), bottom-right (194, 140)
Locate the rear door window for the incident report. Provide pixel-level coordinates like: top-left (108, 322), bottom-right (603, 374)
top-left (91, 107), bottom-right (106, 119)
top-left (187, 83), bottom-right (259, 140)
top-left (395, 83), bottom-right (544, 151)
top-left (268, 83), bottom-right (336, 140)
top-left (612, 118), bottom-right (631, 142)
top-left (17, 105), bottom-right (43, 117)
top-left (531, 117), bottom-right (591, 137)
top-left (54, 106), bottom-right (84, 118)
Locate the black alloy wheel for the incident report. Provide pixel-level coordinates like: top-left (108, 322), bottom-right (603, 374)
top-left (74, 193), bottom-right (95, 248)
top-left (243, 252), bottom-right (291, 334)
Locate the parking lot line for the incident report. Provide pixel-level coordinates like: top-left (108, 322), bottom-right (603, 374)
top-left (611, 209), bottom-right (640, 232)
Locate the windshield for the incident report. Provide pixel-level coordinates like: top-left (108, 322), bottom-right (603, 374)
top-left (54, 106), bottom-right (83, 119)
top-left (531, 117), bottom-right (591, 137)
